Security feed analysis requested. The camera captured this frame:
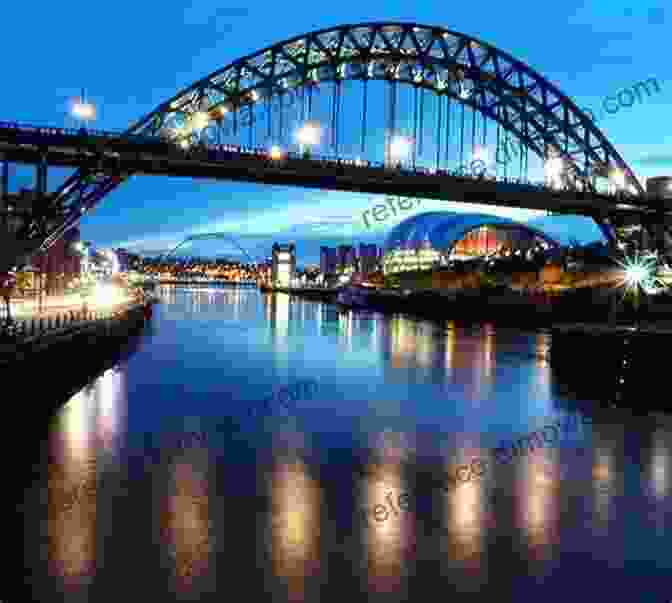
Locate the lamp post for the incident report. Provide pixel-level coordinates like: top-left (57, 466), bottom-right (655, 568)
top-left (545, 156), bottom-right (564, 189)
top-left (389, 135), bottom-right (412, 169)
top-left (296, 122), bottom-right (320, 158)
top-left (71, 88), bottom-right (96, 130)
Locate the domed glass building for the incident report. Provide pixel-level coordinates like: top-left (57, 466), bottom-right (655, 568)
top-left (383, 212), bottom-right (559, 274)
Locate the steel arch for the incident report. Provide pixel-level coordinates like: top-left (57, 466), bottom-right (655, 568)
top-left (161, 233), bottom-right (258, 264)
top-left (42, 22), bottom-right (644, 253)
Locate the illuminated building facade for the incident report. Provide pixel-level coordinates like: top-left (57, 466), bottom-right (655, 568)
top-left (272, 243), bottom-right (296, 287)
top-left (358, 243), bottom-right (380, 274)
top-left (337, 245), bottom-right (356, 273)
top-left (114, 248), bottom-right (129, 272)
top-left (383, 212), bottom-right (558, 274)
top-left (320, 246), bottom-right (338, 275)
top-left (32, 226), bottom-right (81, 293)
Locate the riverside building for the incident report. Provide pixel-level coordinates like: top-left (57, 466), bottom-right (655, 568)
top-left (271, 243), bottom-right (296, 287)
top-left (382, 212), bottom-right (558, 274)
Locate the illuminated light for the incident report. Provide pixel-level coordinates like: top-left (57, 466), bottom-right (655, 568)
top-left (270, 145), bottom-right (284, 160)
top-left (250, 90), bottom-right (259, 101)
top-left (180, 139), bottom-right (189, 149)
top-left (546, 157), bottom-right (563, 178)
top-left (610, 169), bottom-right (626, 190)
top-left (218, 105), bottom-right (228, 116)
top-left (190, 111), bottom-right (209, 130)
top-left (545, 156), bottom-right (564, 188)
top-left (390, 136), bottom-right (412, 160)
top-left (472, 145), bottom-right (489, 164)
top-left (296, 122), bottom-right (320, 145)
top-left (616, 252), bottom-right (657, 292)
top-left (72, 99), bottom-right (96, 120)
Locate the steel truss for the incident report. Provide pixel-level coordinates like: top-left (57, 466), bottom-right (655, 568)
top-left (2, 22), bottom-right (646, 262)
top-left (160, 233), bottom-right (258, 264)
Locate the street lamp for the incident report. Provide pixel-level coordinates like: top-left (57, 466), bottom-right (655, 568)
top-left (389, 136), bottom-right (412, 166)
top-left (296, 122), bottom-right (320, 157)
top-left (71, 88), bottom-right (96, 129)
top-left (269, 145), bottom-right (284, 160)
top-left (472, 145), bottom-right (489, 164)
top-left (610, 168), bottom-right (626, 198)
top-left (545, 156), bottom-right (564, 189)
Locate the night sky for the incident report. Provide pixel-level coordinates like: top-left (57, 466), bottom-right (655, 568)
top-left (1, 2), bottom-right (669, 265)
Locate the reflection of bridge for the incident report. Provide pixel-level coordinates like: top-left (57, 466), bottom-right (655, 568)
top-left (0, 22), bottom-right (669, 270)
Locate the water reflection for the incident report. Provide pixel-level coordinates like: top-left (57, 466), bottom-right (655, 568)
top-left (440, 437), bottom-right (485, 567)
top-left (518, 453), bottom-right (559, 549)
top-left (160, 449), bottom-right (213, 595)
top-left (269, 441), bottom-right (321, 603)
top-left (650, 430), bottom-right (670, 499)
top-left (362, 430), bottom-right (411, 595)
top-left (24, 288), bottom-right (672, 602)
top-left (47, 366), bottom-right (128, 591)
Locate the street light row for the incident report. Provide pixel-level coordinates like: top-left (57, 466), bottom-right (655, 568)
top-left (67, 94), bottom-right (630, 193)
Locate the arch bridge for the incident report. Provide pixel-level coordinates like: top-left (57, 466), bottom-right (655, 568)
top-left (0, 22), bottom-right (668, 270)
top-left (159, 233), bottom-right (260, 264)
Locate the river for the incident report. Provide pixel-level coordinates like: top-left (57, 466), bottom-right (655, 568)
top-left (18, 284), bottom-right (672, 602)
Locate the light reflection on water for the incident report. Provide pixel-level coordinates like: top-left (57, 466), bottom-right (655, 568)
top-left (22, 286), bottom-right (672, 602)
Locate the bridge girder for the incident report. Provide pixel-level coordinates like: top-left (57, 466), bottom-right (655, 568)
top-left (161, 232), bottom-right (257, 264)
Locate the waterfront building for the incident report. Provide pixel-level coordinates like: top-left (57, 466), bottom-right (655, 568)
top-left (383, 212), bottom-right (558, 274)
top-left (31, 226), bottom-right (81, 293)
top-left (337, 245), bottom-right (356, 273)
top-left (320, 246), bottom-right (338, 275)
top-left (272, 243), bottom-right (296, 287)
top-left (358, 243), bottom-right (380, 274)
top-left (114, 248), bottom-right (130, 272)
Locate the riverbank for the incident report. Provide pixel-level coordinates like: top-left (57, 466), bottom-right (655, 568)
top-left (260, 285), bottom-right (338, 302)
top-left (330, 287), bottom-right (672, 329)
top-left (0, 297), bottom-right (157, 414)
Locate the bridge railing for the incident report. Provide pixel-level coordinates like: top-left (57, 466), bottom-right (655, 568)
top-left (0, 120), bottom-right (150, 141)
top-left (176, 143), bottom-right (623, 198)
top-left (0, 120), bottom-right (636, 200)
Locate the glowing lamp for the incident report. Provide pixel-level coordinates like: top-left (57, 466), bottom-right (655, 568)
top-left (296, 122), bottom-right (320, 146)
top-left (390, 136), bottom-right (411, 160)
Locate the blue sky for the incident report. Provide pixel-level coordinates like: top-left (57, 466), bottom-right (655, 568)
top-left (0, 1), bottom-right (669, 265)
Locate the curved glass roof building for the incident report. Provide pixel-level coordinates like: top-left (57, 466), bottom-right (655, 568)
top-left (383, 212), bottom-right (559, 274)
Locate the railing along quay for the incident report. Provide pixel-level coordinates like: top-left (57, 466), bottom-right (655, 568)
top-left (0, 296), bottom-right (157, 364)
